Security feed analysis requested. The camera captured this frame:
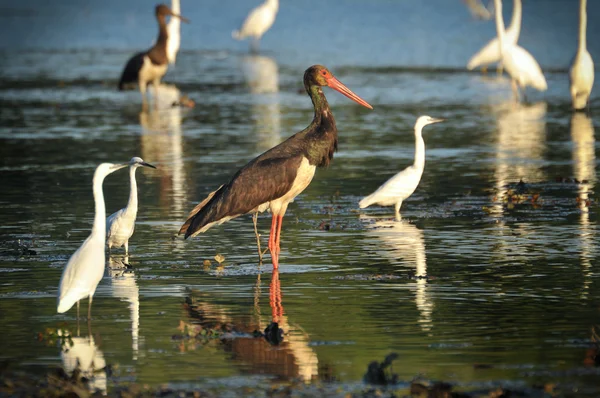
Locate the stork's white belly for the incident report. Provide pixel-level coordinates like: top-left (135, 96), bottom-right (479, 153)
top-left (269, 157), bottom-right (316, 214)
top-left (139, 56), bottom-right (168, 85)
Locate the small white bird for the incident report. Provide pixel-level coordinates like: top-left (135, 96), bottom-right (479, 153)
top-left (494, 0), bottom-right (547, 102)
top-left (467, 0), bottom-right (521, 74)
top-left (569, 0), bottom-right (594, 111)
top-left (57, 162), bottom-right (128, 318)
top-left (359, 116), bottom-right (444, 220)
top-left (106, 157), bottom-right (156, 255)
top-left (232, 0), bottom-right (279, 53)
top-left (166, 0), bottom-right (181, 65)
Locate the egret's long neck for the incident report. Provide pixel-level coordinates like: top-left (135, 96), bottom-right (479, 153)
top-left (126, 167), bottom-right (139, 214)
top-left (507, 0), bottom-right (522, 40)
top-left (171, 0), bottom-right (180, 15)
top-left (578, 0), bottom-right (588, 53)
top-left (413, 128), bottom-right (425, 169)
top-left (266, 0), bottom-right (279, 12)
top-left (92, 174), bottom-right (107, 237)
top-left (494, 0), bottom-right (506, 51)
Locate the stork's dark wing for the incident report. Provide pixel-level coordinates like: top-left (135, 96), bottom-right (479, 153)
top-left (180, 154), bottom-right (303, 238)
top-left (118, 52), bottom-right (145, 90)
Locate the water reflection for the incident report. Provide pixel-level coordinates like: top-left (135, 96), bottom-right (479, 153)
top-left (108, 256), bottom-right (140, 360)
top-left (570, 113), bottom-right (596, 298)
top-left (61, 335), bottom-right (107, 395)
top-left (240, 55), bottom-right (281, 151)
top-left (184, 270), bottom-right (318, 381)
top-left (361, 215), bottom-right (433, 332)
top-left (139, 103), bottom-right (188, 219)
top-left (489, 101), bottom-right (547, 259)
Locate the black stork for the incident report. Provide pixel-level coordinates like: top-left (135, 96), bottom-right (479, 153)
top-left (118, 4), bottom-right (188, 107)
top-left (179, 65), bottom-right (372, 268)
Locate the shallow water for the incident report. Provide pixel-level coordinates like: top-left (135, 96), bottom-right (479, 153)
top-left (1, 0), bottom-right (600, 395)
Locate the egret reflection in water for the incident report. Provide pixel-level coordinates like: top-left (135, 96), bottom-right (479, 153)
top-left (570, 113), bottom-right (596, 298)
top-left (184, 270), bottom-right (318, 381)
top-left (240, 54), bottom-right (281, 151)
top-left (108, 256), bottom-right (140, 360)
top-left (61, 335), bottom-right (107, 395)
top-left (361, 215), bottom-right (433, 332)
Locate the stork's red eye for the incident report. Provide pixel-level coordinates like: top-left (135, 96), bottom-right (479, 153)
top-left (321, 70), bottom-right (327, 76)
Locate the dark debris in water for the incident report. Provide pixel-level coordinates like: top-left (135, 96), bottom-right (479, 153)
top-left (0, 239), bottom-right (37, 257)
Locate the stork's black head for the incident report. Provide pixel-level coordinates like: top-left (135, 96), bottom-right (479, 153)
top-left (155, 4), bottom-right (189, 23)
top-left (303, 65), bottom-right (372, 109)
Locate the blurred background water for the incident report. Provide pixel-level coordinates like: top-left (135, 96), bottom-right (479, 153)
top-left (1, 0), bottom-right (599, 395)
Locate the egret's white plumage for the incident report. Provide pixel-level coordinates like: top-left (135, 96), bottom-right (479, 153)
top-left (57, 162), bottom-right (128, 316)
top-left (494, 0), bottom-right (547, 101)
top-left (106, 157), bottom-right (156, 255)
top-left (467, 0), bottom-right (521, 72)
top-left (166, 0), bottom-right (181, 65)
top-left (359, 116), bottom-right (444, 220)
top-left (232, 0), bottom-right (278, 52)
top-left (569, 0), bottom-right (594, 111)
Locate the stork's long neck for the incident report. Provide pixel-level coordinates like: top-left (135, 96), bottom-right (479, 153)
top-left (507, 0), bottom-right (522, 41)
top-left (413, 128), bottom-right (425, 169)
top-left (156, 15), bottom-right (169, 47)
top-left (126, 167), bottom-right (139, 215)
top-left (578, 0), bottom-right (588, 54)
top-left (303, 84), bottom-right (337, 167)
top-left (494, 0), bottom-right (507, 52)
top-left (91, 173), bottom-right (107, 238)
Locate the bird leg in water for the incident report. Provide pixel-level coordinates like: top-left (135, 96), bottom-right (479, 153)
top-left (252, 213), bottom-right (264, 264)
top-left (88, 296), bottom-right (93, 320)
top-left (511, 80), bottom-right (520, 102)
top-left (481, 65), bottom-right (488, 75)
top-left (124, 241), bottom-right (129, 256)
top-left (76, 301), bottom-right (80, 336)
top-left (394, 201), bottom-right (402, 221)
top-left (250, 38), bottom-right (259, 54)
top-left (268, 215), bottom-right (278, 268)
top-left (496, 62), bottom-right (504, 76)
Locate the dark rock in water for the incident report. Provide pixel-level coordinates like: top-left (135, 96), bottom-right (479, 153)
top-left (263, 322), bottom-right (284, 345)
top-left (363, 353), bottom-right (399, 385)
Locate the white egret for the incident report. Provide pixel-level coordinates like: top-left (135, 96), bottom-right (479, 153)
top-left (467, 0), bottom-right (521, 74)
top-left (494, 0), bottom-right (547, 101)
top-left (57, 162), bottom-right (128, 318)
top-left (106, 157), bottom-right (156, 255)
top-left (232, 0), bottom-right (279, 53)
top-left (359, 116), bottom-right (444, 220)
top-left (166, 0), bottom-right (182, 65)
top-left (569, 0), bottom-right (594, 111)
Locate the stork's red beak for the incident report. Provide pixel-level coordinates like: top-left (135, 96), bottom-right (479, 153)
top-left (326, 76), bottom-right (373, 110)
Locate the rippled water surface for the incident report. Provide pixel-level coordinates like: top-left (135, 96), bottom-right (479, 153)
top-left (1, 0), bottom-right (600, 395)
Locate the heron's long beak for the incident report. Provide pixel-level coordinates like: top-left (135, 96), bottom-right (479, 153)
top-left (326, 75), bottom-right (373, 110)
top-left (141, 162), bottom-right (157, 169)
top-left (169, 11), bottom-right (189, 23)
top-left (431, 118), bottom-right (445, 124)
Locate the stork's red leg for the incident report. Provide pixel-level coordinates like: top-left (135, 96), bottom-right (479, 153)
top-left (274, 215), bottom-right (284, 254)
top-left (269, 269), bottom-right (283, 323)
top-left (268, 214), bottom-right (277, 253)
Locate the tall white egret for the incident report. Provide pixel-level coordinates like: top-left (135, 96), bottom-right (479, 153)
top-left (467, 0), bottom-right (521, 74)
top-left (118, 5), bottom-right (189, 107)
top-left (166, 0), bottom-right (181, 65)
top-left (569, 0), bottom-right (594, 111)
top-left (106, 157), bottom-right (156, 255)
top-left (57, 162), bottom-right (128, 318)
top-left (232, 0), bottom-right (279, 53)
top-left (494, 0), bottom-right (547, 101)
top-left (359, 116), bottom-right (444, 220)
